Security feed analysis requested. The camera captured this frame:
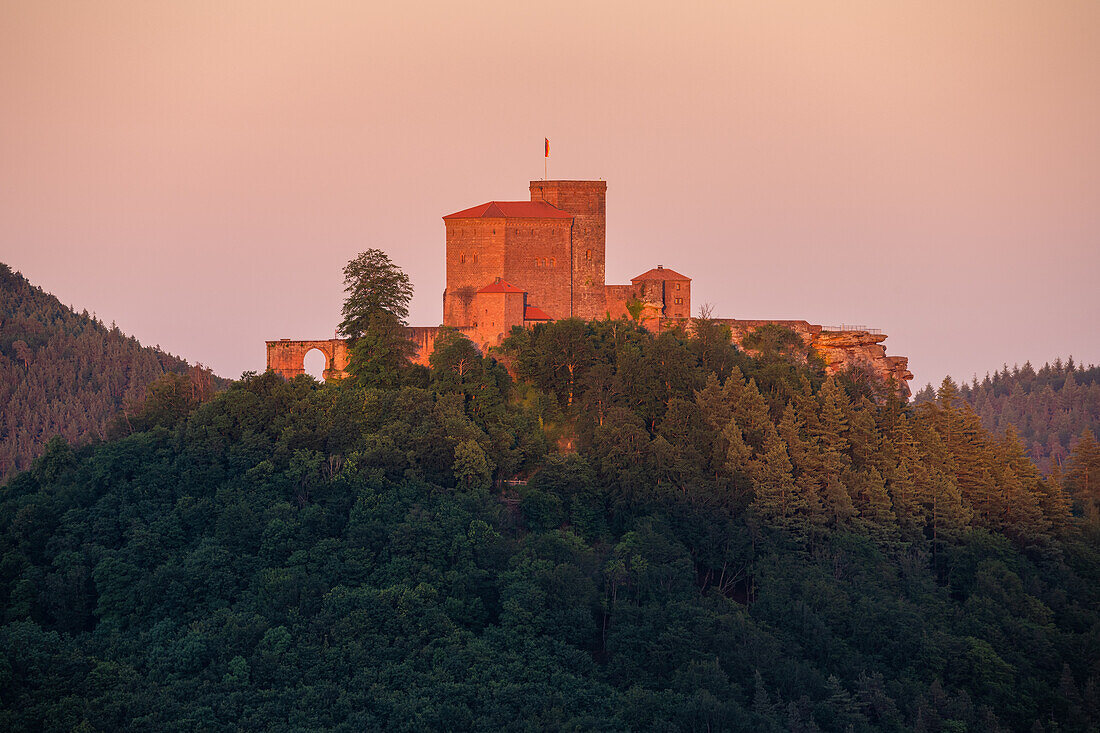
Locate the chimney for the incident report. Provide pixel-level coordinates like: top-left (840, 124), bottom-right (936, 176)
top-left (657, 265), bottom-right (663, 270)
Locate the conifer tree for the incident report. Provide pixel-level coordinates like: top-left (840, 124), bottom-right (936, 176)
top-left (750, 433), bottom-right (806, 535)
top-left (851, 467), bottom-right (899, 545)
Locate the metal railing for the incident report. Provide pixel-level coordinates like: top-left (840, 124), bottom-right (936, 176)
top-left (821, 324), bottom-right (882, 335)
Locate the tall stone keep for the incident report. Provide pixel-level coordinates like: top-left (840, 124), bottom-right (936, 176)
top-left (529, 180), bottom-right (607, 320)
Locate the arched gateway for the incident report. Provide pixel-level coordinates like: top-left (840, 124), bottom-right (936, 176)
top-left (265, 339), bottom-right (350, 381)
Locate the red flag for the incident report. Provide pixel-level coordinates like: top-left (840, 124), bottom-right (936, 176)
top-left (544, 138), bottom-right (549, 158)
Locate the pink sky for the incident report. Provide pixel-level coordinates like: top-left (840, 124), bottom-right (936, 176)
top-left (3, 1), bottom-right (1099, 389)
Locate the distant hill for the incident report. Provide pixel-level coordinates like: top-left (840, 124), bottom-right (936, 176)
top-left (0, 263), bottom-right (226, 479)
top-left (913, 359), bottom-right (1100, 473)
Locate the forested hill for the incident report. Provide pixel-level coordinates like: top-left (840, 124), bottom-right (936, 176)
top-left (914, 359), bottom-right (1100, 474)
top-left (3, 319), bottom-right (1100, 731)
top-left (0, 263), bottom-right (225, 480)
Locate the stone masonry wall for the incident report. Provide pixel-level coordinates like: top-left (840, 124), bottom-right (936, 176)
top-left (501, 219), bottom-right (573, 319)
top-left (530, 180), bottom-right (606, 320)
top-left (444, 219), bottom-right (506, 327)
top-left (266, 339), bottom-right (350, 381)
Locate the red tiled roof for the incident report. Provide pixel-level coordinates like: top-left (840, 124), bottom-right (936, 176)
top-left (524, 305), bottom-right (552, 321)
top-left (631, 266), bottom-right (691, 283)
top-left (477, 278), bottom-right (526, 294)
top-left (443, 201), bottom-right (574, 220)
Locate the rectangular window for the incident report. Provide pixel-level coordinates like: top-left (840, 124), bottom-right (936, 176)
top-left (675, 297), bottom-right (683, 305)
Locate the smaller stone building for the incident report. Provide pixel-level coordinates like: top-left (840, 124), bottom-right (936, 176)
top-left (605, 266), bottom-right (692, 330)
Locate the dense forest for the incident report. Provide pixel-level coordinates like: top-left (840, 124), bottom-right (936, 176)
top-left (0, 263), bottom-right (225, 480)
top-left (914, 360), bottom-right (1100, 475)
top-left (3, 296), bottom-right (1100, 730)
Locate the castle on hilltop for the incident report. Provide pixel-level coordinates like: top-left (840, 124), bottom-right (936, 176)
top-left (442, 179), bottom-right (690, 348)
top-left (266, 179), bottom-right (913, 396)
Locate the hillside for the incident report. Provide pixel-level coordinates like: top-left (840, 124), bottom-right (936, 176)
top-left (3, 321), bottom-right (1099, 731)
top-left (914, 360), bottom-right (1100, 474)
top-left (0, 263), bottom-right (225, 480)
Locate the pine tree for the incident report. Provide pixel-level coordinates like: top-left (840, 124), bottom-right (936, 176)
top-left (751, 433), bottom-right (807, 535)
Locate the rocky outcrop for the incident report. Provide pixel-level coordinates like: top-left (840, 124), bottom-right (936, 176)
top-left (690, 318), bottom-right (913, 399)
top-left (811, 329), bottom-right (913, 398)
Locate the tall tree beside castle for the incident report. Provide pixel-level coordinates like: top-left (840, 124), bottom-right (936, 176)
top-left (0, 263), bottom-right (224, 480)
top-left (338, 249), bottom-right (418, 388)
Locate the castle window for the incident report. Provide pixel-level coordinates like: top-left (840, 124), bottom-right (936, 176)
top-left (472, 254), bottom-right (478, 264)
top-left (675, 297), bottom-right (683, 305)
top-left (585, 249), bottom-right (591, 261)
top-left (460, 253), bottom-right (466, 264)
top-left (675, 282), bottom-right (681, 290)
top-left (550, 258), bottom-right (556, 267)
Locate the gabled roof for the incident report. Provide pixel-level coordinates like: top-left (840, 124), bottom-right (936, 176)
top-left (631, 266), bottom-right (691, 283)
top-left (477, 278), bottom-right (526, 294)
top-left (444, 201), bottom-right (574, 220)
top-left (524, 305), bottom-right (552, 321)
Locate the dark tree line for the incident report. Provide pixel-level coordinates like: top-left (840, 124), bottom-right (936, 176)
top-left (0, 263), bottom-right (226, 481)
top-left (914, 359), bottom-right (1100, 474)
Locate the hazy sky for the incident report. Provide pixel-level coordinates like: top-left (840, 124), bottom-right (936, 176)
top-left (3, 1), bottom-right (1098, 389)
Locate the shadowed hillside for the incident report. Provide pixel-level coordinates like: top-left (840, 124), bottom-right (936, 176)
top-left (3, 316), bottom-right (1099, 731)
top-left (0, 263), bottom-right (226, 479)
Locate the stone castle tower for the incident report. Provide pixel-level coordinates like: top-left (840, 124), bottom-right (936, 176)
top-left (528, 180), bottom-right (607, 320)
top-left (443, 181), bottom-right (604, 336)
top-left (442, 180), bottom-right (674, 349)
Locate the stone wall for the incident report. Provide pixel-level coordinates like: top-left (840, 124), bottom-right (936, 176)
top-left (604, 283), bottom-right (664, 329)
top-left (444, 219), bottom-right (505, 327)
top-left (265, 339), bottom-right (350, 381)
top-left (501, 220), bottom-right (573, 319)
top-left (267, 319), bottom-right (912, 399)
top-left (267, 326), bottom-right (474, 377)
top-left (530, 180), bottom-right (607, 320)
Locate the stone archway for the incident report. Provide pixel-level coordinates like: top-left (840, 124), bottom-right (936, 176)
top-left (303, 348), bottom-right (328, 380)
top-left (265, 339), bottom-right (350, 381)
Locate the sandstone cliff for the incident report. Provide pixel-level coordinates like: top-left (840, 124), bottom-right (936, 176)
top-left (702, 319), bottom-right (913, 399)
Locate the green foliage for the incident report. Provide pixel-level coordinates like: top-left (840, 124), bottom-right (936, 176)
top-left (924, 357), bottom-right (1100, 474)
top-left (338, 249), bottom-right (414, 337)
top-left (2, 317), bottom-right (1098, 731)
top-left (338, 250), bottom-right (418, 389)
top-left (0, 263), bottom-right (225, 480)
